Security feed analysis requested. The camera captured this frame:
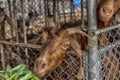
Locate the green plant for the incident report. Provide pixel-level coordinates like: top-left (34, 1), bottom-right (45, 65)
top-left (0, 64), bottom-right (40, 80)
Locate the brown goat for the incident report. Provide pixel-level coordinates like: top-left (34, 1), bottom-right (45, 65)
top-left (97, 0), bottom-right (120, 28)
top-left (33, 18), bottom-right (90, 80)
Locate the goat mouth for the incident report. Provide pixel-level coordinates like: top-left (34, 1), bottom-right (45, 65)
top-left (33, 69), bottom-right (46, 78)
top-left (99, 13), bottom-right (111, 22)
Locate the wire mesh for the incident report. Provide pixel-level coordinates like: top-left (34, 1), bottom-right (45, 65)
top-left (98, 27), bottom-right (120, 80)
top-left (0, 0), bottom-right (119, 80)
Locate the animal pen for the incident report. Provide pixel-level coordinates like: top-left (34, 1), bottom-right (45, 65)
top-left (0, 0), bottom-right (119, 80)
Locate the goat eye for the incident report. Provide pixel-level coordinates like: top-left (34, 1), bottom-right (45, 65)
top-left (64, 43), bottom-right (69, 48)
top-left (61, 41), bottom-right (70, 49)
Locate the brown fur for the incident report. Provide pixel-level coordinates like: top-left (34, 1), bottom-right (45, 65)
top-left (98, 0), bottom-right (120, 27)
top-left (33, 27), bottom-right (88, 80)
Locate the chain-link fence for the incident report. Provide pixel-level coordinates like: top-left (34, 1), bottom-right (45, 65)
top-left (0, 0), bottom-right (120, 80)
top-left (97, 25), bottom-right (120, 80)
top-left (87, 0), bottom-right (120, 80)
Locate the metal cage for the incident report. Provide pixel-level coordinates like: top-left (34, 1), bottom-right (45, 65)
top-left (0, 0), bottom-right (119, 80)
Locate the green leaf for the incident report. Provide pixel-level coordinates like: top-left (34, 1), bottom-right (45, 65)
top-left (4, 72), bottom-right (10, 79)
top-left (9, 64), bottom-right (26, 73)
top-left (7, 73), bottom-right (17, 80)
top-left (0, 64), bottom-right (40, 80)
top-left (14, 70), bottom-right (30, 80)
top-left (0, 71), bottom-right (5, 73)
top-left (0, 73), bottom-right (6, 79)
top-left (19, 72), bottom-right (33, 80)
top-left (6, 65), bottom-right (12, 72)
top-left (31, 74), bottom-right (40, 80)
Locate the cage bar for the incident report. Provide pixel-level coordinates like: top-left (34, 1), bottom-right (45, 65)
top-left (87, 0), bottom-right (100, 80)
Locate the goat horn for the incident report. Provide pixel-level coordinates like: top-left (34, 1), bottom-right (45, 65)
top-left (66, 27), bottom-right (92, 40)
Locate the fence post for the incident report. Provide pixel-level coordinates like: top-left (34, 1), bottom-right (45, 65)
top-left (0, 45), bottom-right (5, 70)
top-left (87, 0), bottom-right (100, 80)
top-left (22, 0), bottom-right (29, 65)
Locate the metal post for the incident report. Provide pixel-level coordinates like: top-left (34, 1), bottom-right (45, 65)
top-left (53, 0), bottom-right (58, 28)
top-left (25, 0), bottom-right (28, 13)
top-left (87, 0), bottom-right (100, 80)
top-left (0, 44), bottom-right (5, 70)
top-left (7, 0), bottom-right (12, 38)
top-left (13, 0), bottom-right (20, 55)
top-left (57, 0), bottom-right (61, 29)
top-left (44, 0), bottom-right (47, 27)
top-left (81, 0), bottom-right (84, 29)
top-left (70, 0), bottom-right (73, 22)
top-left (62, 0), bottom-right (66, 23)
top-left (22, 0), bottom-right (29, 65)
top-left (7, 0), bottom-right (12, 19)
top-left (56, 0), bottom-right (60, 29)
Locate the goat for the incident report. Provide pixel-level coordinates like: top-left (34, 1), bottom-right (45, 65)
top-left (33, 16), bottom-right (90, 80)
top-left (97, 0), bottom-right (120, 28)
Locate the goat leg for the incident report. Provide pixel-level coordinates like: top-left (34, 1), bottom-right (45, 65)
top-left (70, 39), bottom-right (84, 80)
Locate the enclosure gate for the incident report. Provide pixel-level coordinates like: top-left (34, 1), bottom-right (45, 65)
top-left (87, 0), bottom-right (120, 80)
top-left (0, 0), bottom-right (120, 80)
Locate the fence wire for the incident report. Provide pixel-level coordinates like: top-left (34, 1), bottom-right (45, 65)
top-left (0, 0), bottom-right (120, 80)
top-left (98, 27), bottom-right (120, 80)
